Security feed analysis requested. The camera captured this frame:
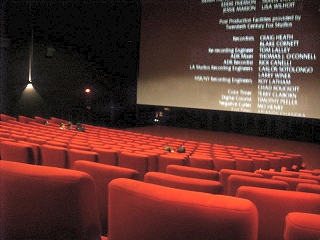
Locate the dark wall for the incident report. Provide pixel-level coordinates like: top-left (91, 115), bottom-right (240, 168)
top-left (1, 0), bottom-right (320, 143)
top-left (1, 0), bottom-right (140, 127)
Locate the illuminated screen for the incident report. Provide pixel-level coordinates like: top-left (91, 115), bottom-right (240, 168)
top-left (137, 0), bottom-right (320, 119)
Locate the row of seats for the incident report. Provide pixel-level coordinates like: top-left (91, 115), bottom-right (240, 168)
top-left (1, 160), bottom-right (320, 240)
top-left (0, 114), bottom-right (310, 174)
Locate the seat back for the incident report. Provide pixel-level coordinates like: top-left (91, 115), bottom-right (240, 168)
top-left (158, 154), bottom-right (187, 172)
top-left (219, 169), bottom-right (263, 195)
top-left (227, 175), bottom-right (289, 196)
top-left (296, 183), bottom-right (320, 194)
top-left (271, 176), bottom-right (319, 191)
top-left (118, 152), bottom-right (149, 180)
top-left (1, 141), bottom-right (35, 164)
top-left (41, 144), bottom-right (69, 168)
top-left (0, 160), bottom-right (101, 240)
top-left (68, 148), bottom-right (98, 167)
top-left (236, 186), bottom-right (320, 240)
top-left (284, 212), bottom-right (320, 240)
top-left (166, 164), bottom-right (219, 181)
top-left (108, 178), bottom-right (258, 240)
top-left (144, 172), bottom-right (223, 194)
top-left (92, 147), bottom-right (118, 166)
top-left (72, 160), bottom-right (139, 235)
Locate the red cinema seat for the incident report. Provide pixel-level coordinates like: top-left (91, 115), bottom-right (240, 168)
top-left (212, 156), bottom-right (236, 171)
top-left (108, 178), bottom-right (258, 240)
top-left (68, 148), bottom-right (98, 168)
top-left (92, 147), bottom-right (118, 166)
top-left (18, 115), bottom-right (35, 123)
top-left (251, 157), bottom-right (270, 171)
top-left (1, 141), bottom-right (35, 164)
top-left (158, 154), bottom-right (187, 172)
top-left (118, 152), bottom-right (149, 181)
top-left (0, 160), bottom-right (104, 240)
top-left (234, 157), bottom-right (254, 172)
top-left (189, 155), bottom-right (214, 170)
top-left (72, 160), bottom-right (139, 236)
top-left (18, 141), bottom-right (42, 165)
top-left (296, 183), bottom-right (320, 194)
top-left (236, 186), bottom-right (320, 240)
top-left (227, 175), bottom-right (289, 196)
top-left (298, 174), bottom-right (320, 183)
top-left (255, 169), bottom-right (294, 178)
top-left (41, 144), bottom-right (69, 168)
top-left (284, 212), bottom-right (320, 240)
top-left (166, 165), bottom-right (219, 181)
top-left (144, 172), bottom-right (223, 194)
top-left (219, 169), bottom-right (263, 195)
top-left (271, 176), bottom-right (319, 191)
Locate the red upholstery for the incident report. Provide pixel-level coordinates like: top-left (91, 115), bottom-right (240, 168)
top-left (298, 174), bottom-right (320, 183)
top-left (255, 169), bottom-right (294, 178)
top-left (271, 176), bottom-right (319, 191)
top-left (227, 175), bottom-right (289, 196)
top-left (144, 172), bottom-right (223, 194)
top-left (219, 169), bottom-right (263, 195)
top-left (0, 160), bottom-right (102, 240)
top-left (18, 140), bottom-right (42, 165)
top-left (212, 156), bottom-right (235, 171)
top-left (234, 157), bottom-right (254, 172)
top-left (236, 186), bottom-right (320, 240)
top-left (1, 141), bottom-right (35, 164)
top-left (158, 154), bottom-right (187, 172)
top-left (92, 147), bottom-right (118, 165)
top-left (50, 116), bottom-right (68, 124)
top-left (108, 178), bottom-right (258, 240)
top-left (189, 155), bottom-right (214, 169)
top-left (18, 115), bottom-right (36, 123)
top-left (68, 148), bottom-right (99, 167)
top-left (284, 212), bottom-right (320, 240)
top-left (41, 144), bottom-right (69, 168)
top-left (118, 152), bottom-right (149, 181)
top-left (72, 160), bottom-right (139, 236)
top-left (166, 164), bottom-right (219, 181)
top-left (251, 157), bottom-right (270, 171)
top-left (296, 183), bottom-right (320, 194)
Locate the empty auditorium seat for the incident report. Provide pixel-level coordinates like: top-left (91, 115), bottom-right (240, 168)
top-left (18, 140), bottom-right (42, 165)
top-left (158, 153), bottom-right (187, 172)
top-left (255, 169), bottom-right (294, 178)
top-left (251, 157), bottom-right (270, 171)
top-left (166, 164), bottom-right (219, 181)
top-left (108, 178), bottom-right (258, 240)
top-left (271, 176), bottom-right (319, 191)
top-left (284, 212), bottom-right (320, 240)
top-left (18, 115), bottom-right (36, 123)
top-left (298, 174), bottom-right (320, 183)
top-left (236, 186), bottom-right (320, 240)
top-left (118, 152), bottom-right (149, 181)
top-left (234, 157), bottom-right (254, 172)
top-left (41, 144), bottom-right (69, 168)
top-left (1, 141), bottom-right (35, 164)
top-left (227, 174), bottom-right (289, 196)
top-left (92, 147), bottom-right (118, 166)
top-left (72, 160), bottom-right (139, 236)
top-left (296, 183), bottom-right (320, 194)
top-left (189, 155), bottom-right (214, 169)
top-left (68, 148), bottom-right (99, 167)
top-left (0, 160), bottom-right (104, 240)
top-left (219, 169), bottom-right (263, 195)
top-left (212, 156), bottom-right (235, 171)
top-left (144, 172), bottom-right (223, 194)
